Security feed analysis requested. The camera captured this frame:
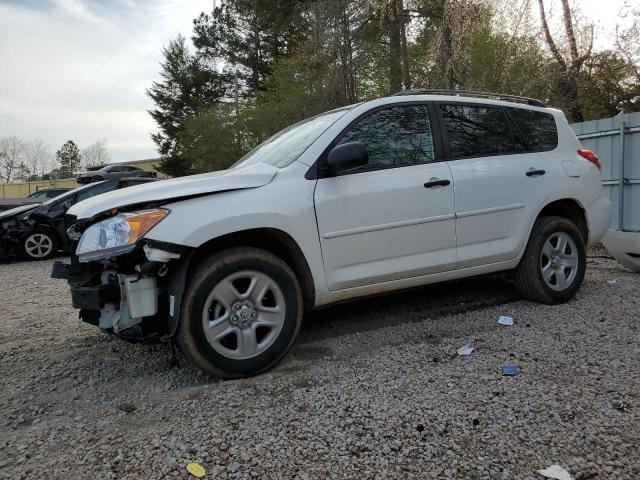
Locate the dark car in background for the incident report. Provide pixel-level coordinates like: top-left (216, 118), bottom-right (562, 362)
top-left (0, 188), bottom-right (72, 212)
top-left (75, 164), bottom-right (156, 184)
top-left (27, 188), bottom-right (73, 200)
top-left (0, 178), bottom-right (157, 262)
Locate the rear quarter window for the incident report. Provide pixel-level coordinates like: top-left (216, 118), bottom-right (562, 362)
top-left (507, 108), bottom-right (558, 152)
top-left (439, 103), bottom-right (526, 159)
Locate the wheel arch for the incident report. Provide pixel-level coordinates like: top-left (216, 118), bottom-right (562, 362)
top-left (187, 228), bottom-right (316, 310)
top-left (536, 198), bottom-right (588, 243)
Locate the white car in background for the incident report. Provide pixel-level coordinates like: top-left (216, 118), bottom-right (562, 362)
top-left (54, 90), bottom-right (611, 378)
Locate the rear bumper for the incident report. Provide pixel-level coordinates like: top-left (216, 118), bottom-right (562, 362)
top-left (585, 196), bottom-right (612, 247)
top-left (602, 230), bottom-right (640, 272)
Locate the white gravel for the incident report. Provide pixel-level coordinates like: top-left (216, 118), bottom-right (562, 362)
top-left (0, 251), bottom-right (638, 479)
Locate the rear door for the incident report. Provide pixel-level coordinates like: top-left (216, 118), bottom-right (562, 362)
top-left (313, 103), bottom-right (457, 290)
top-left (437, 102), bottom-right (552, 268)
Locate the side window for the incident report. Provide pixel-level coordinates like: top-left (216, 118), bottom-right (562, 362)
top-left (109, 166), bottom-right (122, 172)
top-left (507, 108), bottom-right (558, 152)
top-left (76, 182), bottom-right (117, 203)
top-left (440, 104), bottom-right (526, 158)
top-left (337, 105), bottom-right (435, 172)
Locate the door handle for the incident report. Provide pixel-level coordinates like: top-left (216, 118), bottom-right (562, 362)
top-left (424, 179), bottom-right (451, 188)
top-left (526, 169), bottom-right (546, 177)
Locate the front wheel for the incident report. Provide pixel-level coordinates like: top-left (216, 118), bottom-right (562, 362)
top-left (20, 228), bottom-right (59, 261)
top-left (176, 247), bottom-right (303, 379)
top-left (514, 216), bottom-right (586, 304)
top-left (91, 176), bottom-right (103, 183)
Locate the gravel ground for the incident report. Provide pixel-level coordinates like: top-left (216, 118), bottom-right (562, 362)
top-left (0, 251), bottom-right (638, 479)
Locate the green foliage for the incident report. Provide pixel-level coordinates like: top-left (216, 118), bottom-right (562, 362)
top-left (146, 0), bottom-right (640, 177)
top-left (181, 103), bottom-right (249, 172)
top-left (192, 0), bottom-right (302, 93)
top-left (579, 51), bottom-right (640, 119)
top-left (147, 35), bottom-right (227, 177)
top-left (55, 140), bottom-right (82, 175)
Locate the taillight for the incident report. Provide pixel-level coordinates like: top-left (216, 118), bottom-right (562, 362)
top-left (577, 149), bottom-right (601, 171)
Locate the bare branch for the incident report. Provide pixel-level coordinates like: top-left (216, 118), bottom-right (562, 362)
top-left (560, 0), bottom-right (579, 61)
top-left (537, 0), bottom-right (566, 70)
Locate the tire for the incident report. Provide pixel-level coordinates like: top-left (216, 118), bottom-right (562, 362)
top-left (514, 216), bottom-right (586, 304)
top-left (0, 246), bottom-right (10, 264)
top-left (176, 247), bottom-right (303, 379)
top-left (91, 176), bottom-right (103, 183)
top-left (20, 228), bottom-right (59, 261)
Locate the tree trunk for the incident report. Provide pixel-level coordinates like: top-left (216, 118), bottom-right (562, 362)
top-left (339, 1), bottom-right (357, 102)
top-left (389, 0), bottom-right (403, 93)
top-left (440, 23), bottom-right (454, 89)
top-left (397, 0), bottom-right (410, 89)
top-left (560, 73), bottom-right (585, 122)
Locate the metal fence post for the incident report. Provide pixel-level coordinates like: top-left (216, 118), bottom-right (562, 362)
top-left (619, 121), bottom-right (626, 231)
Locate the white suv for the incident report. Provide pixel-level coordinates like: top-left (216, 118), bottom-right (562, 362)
top-left (55, 91), bottom-right (611, 378)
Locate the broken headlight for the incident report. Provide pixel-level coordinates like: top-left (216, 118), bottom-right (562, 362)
top-left (75, 208), bottom-right (169, 262)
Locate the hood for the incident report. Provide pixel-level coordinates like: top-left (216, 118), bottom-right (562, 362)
top-left (0, 204), bottom-right (40, 221)
top-left (68, 162), bottom-right (279, 220)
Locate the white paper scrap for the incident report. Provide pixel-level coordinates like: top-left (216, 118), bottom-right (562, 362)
top-left (498, 315), bottom-right (514, 326)
top-left (456, 345), bottom-right (474, 356)
top-left (537, 464), bottom-right (573, 480)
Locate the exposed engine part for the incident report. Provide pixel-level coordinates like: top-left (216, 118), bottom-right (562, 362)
top-left (143, 244), bottom-right (181, 263)
top-left (98, 273), bottom-right (159, 333)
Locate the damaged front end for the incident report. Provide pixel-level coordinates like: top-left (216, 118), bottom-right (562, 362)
top-left (0, 208), bottom-right (38, 259)
top-left (52, 211), bottom-right (192, 344)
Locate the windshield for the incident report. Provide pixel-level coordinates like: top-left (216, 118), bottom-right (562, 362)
top-left (42, 182), bottom-right (101, 206)
top-left (231, 106), bottom-right (354, 169)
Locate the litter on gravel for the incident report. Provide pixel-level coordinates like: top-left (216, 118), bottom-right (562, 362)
top-left (537, 464), bottom-right (573, 480)
top-left (187, 462), bottom-right (206, 478)
top-left (456, 345), bottom-right (474, 356)
top-left (501, 364), bottom-right (519, 376)
top-left (498, 315), bottom-right (514, 326)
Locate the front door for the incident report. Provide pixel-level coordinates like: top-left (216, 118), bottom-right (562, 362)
top-left (314, 104), bottom-right (457, 291)
top-left (436, 102), bottom-right (552, 268)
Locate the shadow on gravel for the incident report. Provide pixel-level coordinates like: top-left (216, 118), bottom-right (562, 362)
top-left (299, 274), bottom-right (519, 343)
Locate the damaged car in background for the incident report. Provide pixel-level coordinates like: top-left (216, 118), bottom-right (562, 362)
top-left (0, 178), bottom-right (157, 262)
top-left (53, 91), bottom-right (611, 379)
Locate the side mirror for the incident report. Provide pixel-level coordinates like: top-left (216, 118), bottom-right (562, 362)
top-left (61, 199), bottom-right (74, 211)
top-left (325, 141), bottom-right (368, 174)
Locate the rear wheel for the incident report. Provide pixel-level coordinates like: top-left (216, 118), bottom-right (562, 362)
top-left (20, 228), bottom-right (59, 261)
top-left (514, 216), bottom-right (586, 304)
top-left (176, 247), bottom-right (303, 378)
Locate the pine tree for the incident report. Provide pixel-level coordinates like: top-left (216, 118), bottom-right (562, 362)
top-left (55, 140), bottom-right (82, 176)
top-left (192, 0), bottom-right (302, 94)
top-left (147, 35), bottom-right (227, 177)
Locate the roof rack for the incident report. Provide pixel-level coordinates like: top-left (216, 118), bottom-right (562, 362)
top-left (393, 89), bottom-right (546, 108)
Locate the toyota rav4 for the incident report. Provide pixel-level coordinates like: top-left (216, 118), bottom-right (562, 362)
top-left (53, 91), bottom-right (611, 378)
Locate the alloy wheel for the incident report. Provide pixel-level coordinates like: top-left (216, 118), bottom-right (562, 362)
top-left (24, 233), bottom-right (54, 259)
top-left (201, 270), bottom-right (286, 360)
top-left (540, 231), bottom-right (579, 291)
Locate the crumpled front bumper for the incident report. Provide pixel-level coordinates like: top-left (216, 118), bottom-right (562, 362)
top-left (52, 241), bottom-right (192, 344)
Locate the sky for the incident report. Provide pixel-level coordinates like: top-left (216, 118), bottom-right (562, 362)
top-left (0, 0), bottom-right (631, 164)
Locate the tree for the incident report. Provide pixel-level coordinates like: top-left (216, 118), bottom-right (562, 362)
top-left (192, 0), bottom-right (302, 94)
top-left (580, 51), bottom-right (640, 118)
top-left (55, 140), bottom-right (82, 176)
top-left (537, 0), bottom-right (594, 122)
top-left (181, 103), bottom-right (248, 173)
top-left (615, 3), bottom-right (640, 84)
top-left (82, 139), bottom-right (110, 167)
top-left (16, 162), bottom-right (31, 183)
top-left (147, 35), bottom-right (227, 177)
top-left (23, 138), bottom-right (49, 180)
top-left (0, 136), bottom-right (24, 183)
